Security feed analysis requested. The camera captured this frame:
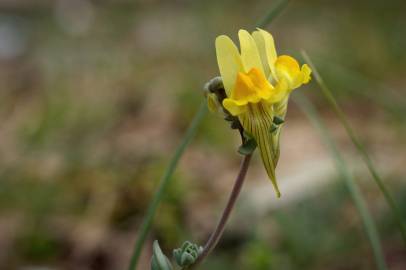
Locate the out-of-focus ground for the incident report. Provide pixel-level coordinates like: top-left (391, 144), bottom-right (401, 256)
top-left (0, 0), bottom-right (405, 269)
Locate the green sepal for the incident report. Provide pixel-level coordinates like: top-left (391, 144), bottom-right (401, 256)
top-left (269, 123), bottom-right (278, 133)
top-left (151, 240), bottom-right (173, 270)
top-left (238, 132), bottom-right (257, 155)
top-left (273, 116), bottom-right (285, 125)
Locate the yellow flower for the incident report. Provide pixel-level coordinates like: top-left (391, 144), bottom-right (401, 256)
top-left (214, 29), bottom-right (311, 197)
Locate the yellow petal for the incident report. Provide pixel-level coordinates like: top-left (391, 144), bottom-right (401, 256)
top-left (215, 35), bottom-right (244, 96)
top-left (232, 72), bottom-right (257, 100)
top-left (268, 80), bottom-right (288, 104)
top-left (258, 28), bottom-right (278, 81)
top-left (247, 68), bottom-right (273, 100)
top-left (238, 29), bottom-right (264, 74)
top-left (276, 55), bottom-right (300, 73)
top-left (301, 64), bottom-right (312, 84)
top-left (275, 56), bottom-right (312, 90)
top-left (223, 98), bottom-right (247, 116)
top-left (229, 67), bottom-right (283, 106)
top-left (289, 64), bottom-right (311, 89)
top-left (239, 104), bottom-right (281, 197)
top-left (251, 30), bottom-right (271, 78)
top-left (247, 66), bottom-right (269, 90)
top-left (275, 55), bottom-right (302, 89)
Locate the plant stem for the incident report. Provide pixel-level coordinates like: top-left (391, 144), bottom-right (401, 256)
top-left (294, 93), bottom-right (388, 270)
top-left (191, 154), bottom-right (252, 269)
top-left (128, 102), bottom-right (207, 270)
top-left (187, 3), bottom-right (290, 267)
top-left (301, 50), bottom-right (406, 245)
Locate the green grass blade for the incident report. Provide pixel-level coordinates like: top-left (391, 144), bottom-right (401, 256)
top-left (309, 57), bottom-right (406, 121)
top-left (128, 102), bottom-right (207, 270)
top-left (256, 0), bottom-right (291, 28)
top-left (294, 93), bottom-right (388, 270)
top-left (301, 50), bottom-right (406, 245)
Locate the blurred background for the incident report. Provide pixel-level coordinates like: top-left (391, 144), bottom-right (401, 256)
top-left (0, 0), bottom-right (405, 269)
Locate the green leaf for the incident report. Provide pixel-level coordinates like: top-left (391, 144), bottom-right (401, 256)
top-left (151, 241), bottom-right (173, 270)
top-left (269, 123), bottom-right (278, 133)
top-left (273, 116), bottom-right (284, 125)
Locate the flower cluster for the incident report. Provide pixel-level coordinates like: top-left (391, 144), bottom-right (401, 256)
top-left (207, 29), bottom-right (311, 197)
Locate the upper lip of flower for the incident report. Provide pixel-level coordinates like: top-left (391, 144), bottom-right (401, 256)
top-left (215, 28), bottom-right (312, 116)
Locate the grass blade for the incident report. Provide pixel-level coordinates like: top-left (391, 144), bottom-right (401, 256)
top-left (309, 57), bottom-right (406, 121)
top-left (256, 0), bottom-right (291, 28)
top-left (294, 93), bottom-right (388, 270)
top-left (301, 50), bottom-right (406, 245)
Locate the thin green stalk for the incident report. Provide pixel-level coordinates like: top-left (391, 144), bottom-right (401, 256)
top-left (301, 50), bottom-right (406, 245)
top-left (256, 0), bottom-right (291, 28)
top-left (310, 56), bottom-right (406, 118)
top-left (294, 93), bottom-right (387, 270)
top-left (128, 102), bottom-right (207, 270)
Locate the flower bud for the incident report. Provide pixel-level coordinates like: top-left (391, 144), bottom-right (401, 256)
top-left (173, 241), bottom-right (203, 267)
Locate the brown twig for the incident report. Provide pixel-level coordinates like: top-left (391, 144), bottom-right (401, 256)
top-left (190, 154), bottom-right (252, 269)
